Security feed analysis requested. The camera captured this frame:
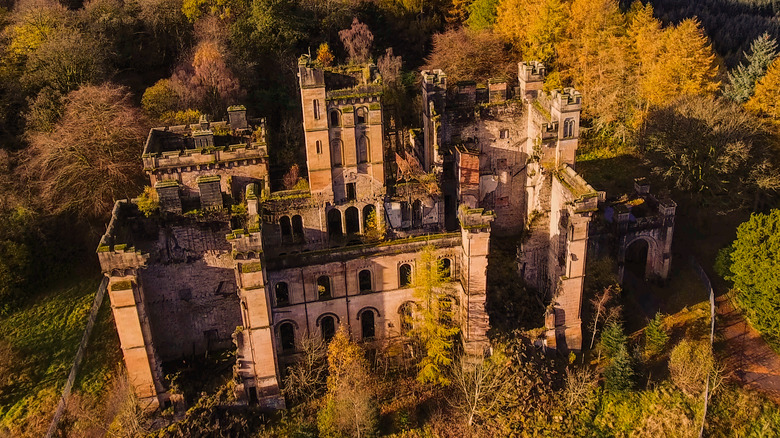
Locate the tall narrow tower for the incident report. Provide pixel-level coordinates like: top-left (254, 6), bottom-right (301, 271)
top-left (298, 56), bottom-right (334, 201)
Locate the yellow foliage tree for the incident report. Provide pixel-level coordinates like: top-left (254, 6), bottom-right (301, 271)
top-left (495, 0), bottom-right (565, 65)
top-left (316, 42), bottom-right (334, 67)
top-left (559, 0), bottom-right (633, 135)
top-left (746, 57), bottom-right (780, 120)
top-left (4, 0), bottom-right (68, 63)
top-left (640, 18), bottom-right (719, 107)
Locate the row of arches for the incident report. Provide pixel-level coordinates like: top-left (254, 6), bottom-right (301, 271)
top-left (328, 136), bottom-right (371, 167)
top-left (279, 215), bottom-right (304, 241)
top-left (327, 204), bottom-right (377, 238)
top-left (276, 296), bottom-right (457, 352)
top-left (329, 106), bottom-right (370, 128)
top-left (273, 259), bottom-right (453, 306)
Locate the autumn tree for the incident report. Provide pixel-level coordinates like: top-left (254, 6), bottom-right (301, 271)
top-left (316, 42), bottom-right (334, 67)
top-left (24, 84), bottom-right (148, 221)
top-left (669, 339), bottom-right (720, 396)
top-left (725, 33), bottom-right (778, 103)
top-left (339, 18), bottom-right (373, 64)
top-left (466, 0), bottom-right (498, 31)
top-left (171, 39), bottom-right (242, 116)
top-left (410, 245), bottom-right (460, 386)
top-left (746, 57), bottom-right (780, 120)
top-left (558, 0), bottom-right (634, 138)
top-left (21, 28), bottom-right (105, 94)
top-left (495, 0), bottom-right (566, 65)
top-left (424, 28), bottom-right (514, 84)
top-left (141, 79), bottom-right (180, 121)
top-left (588, 284), bottom-right (620, 350)
top-left (318, 326), bottom-right (379, 438)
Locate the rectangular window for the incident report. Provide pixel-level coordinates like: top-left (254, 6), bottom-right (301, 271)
top-left (346, 183), bottom-right (356, 201)
top-left (499, 129), bottom-right (509, 139)
top-left (313, 100), bottom-right (320, 120)
top-left (316, 140), bottom-right (322, 154)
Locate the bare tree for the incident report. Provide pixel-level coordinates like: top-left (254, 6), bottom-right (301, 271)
top-left (338, 18), bottom-right (373, 64)
top-left (23, 84), bottom-right (148, 222)
top-left (563, 366), bottom-right (598, 408)
top-left (282, 333), bottom-right (328, 405)
top-left (589, 285), bottom-right (619, 350)
top-left (449, 348), bottom-right (513, 427)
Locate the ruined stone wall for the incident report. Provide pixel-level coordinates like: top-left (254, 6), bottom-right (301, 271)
top-left (149, 161), bottom-right (269, 200)
top-left (265, 240), bottom-right (464, 357)
top-left (138, 224), bottom-right (242, 361)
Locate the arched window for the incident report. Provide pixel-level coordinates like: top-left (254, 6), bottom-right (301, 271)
top-left (315, 140), bottom-right (322, 154)
top-left (360, 310), bottom-right (375, 340)
top-left (356, 107), bottom-right (368, 125)
top-left (399, 264), bottom-right (412, 288)
top-left (438, 297), bottom-right (454, 324)
top-left (320, 315), bottom-right (336, 341)
top-left (440, 258), bottom-right (452, 278)
top-left (275, 282), bottom-right (289, 306)
top-left (357, 136), bottom-right (369, 163)
top-left (313, 100), bottom-right (320, 120)
top-left (345, 206), bottom-right (360, 234)
top-left (279, 322), bottom-right (295, 352)
top-left (280, 216), bottom-right (292, 238)
top-left (327, 209), bottom-right (342, 238)
top-left (563, 118), bottom-right (575, 138)
top-left (317, 275), bottom-right (331, 300)
top-left (329, 110), bottom-right (340, 127)
top-left (292, 215), bottom-right (304, 241)
top-left (362, 204), bottom-right (376, 230)
top-left (412, 199), bottom-right (423, 228)
top-left (399, 302), bottom-right (413, 334)
top-left (358, 269), bottom-right (372, 293)
top-left (330, 139), bottom-right (343, 167)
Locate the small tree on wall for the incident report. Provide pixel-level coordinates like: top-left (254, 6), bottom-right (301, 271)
top-left (410, 245), bottom-right (460, 386)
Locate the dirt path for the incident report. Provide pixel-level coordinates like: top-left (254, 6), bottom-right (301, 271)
top-left (716, 293), bottom-right (780, 402)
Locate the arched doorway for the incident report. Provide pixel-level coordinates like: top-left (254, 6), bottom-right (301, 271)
top-left (360, 310), bottom-right (375, 340)
top-left (625, 238), bottom-right (650, 279)
top-left (363, 204), bottom-right (376, 229)
top-left (320, 315), bottom-right (336, 342)
top-left (345, 206), bottom-right (360, 234)
top-left (328, 209), bottom-right (342, 238)
top-left (292, 215), bottom-right (304, 242)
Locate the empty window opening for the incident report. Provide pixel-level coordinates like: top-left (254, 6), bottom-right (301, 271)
top-left (317, 275), bottom-right (332, 300)
top-left (499, 129), bottom-right (509, 139)
top-left (345, 206), bottom-right (360, 234)
top-left (346, 183), bottom-right (356, 201)
top-left (362, 204), bottom-right (376, 230)
top-left (292, 215), bottom-right (304, 241)
top-left (275, 282), bottom-right (289, 306)
top-left (361, 310), bottom-right (375, 340)
top-left (313, 100), bottom-right (320, 120)
top-left (327, 209), bottom-right (342, 238)
top-left (359, 269), bottom-right (372, 293)
top-left (280, 216), bottom-right (292, 238)
top-left (279, 323), bottom-right (295, 352)
top-left (321, 315), bottom-right (336, 342)
top-left (438, 297), bottom-right (454, 325)
top-left (399, 302), bottom-right (413, 334)
top-left (356, 107), bottom-right (367, 125)
top-left (412, 199), bottom-right (423, 228)
top-left (330, 110), bottom-right (340, 127)
top-left (399, 264), bottom-right (412, 288)
top-left (315, 140), bottom-right (322, 154)
top-left (440, 258), bottom-right (452, 277)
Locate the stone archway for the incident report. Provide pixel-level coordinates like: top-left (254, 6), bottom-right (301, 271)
top-left (625, 238), bottom-right (649, 279)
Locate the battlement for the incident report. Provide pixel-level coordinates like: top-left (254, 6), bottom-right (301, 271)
top-left (550, 88), bottom-right (582, 112)
top-left (422, 69), bottom-right (447, 90)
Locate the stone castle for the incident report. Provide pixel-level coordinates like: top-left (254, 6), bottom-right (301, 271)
top-left (97, 57), bottom-right (675, 409)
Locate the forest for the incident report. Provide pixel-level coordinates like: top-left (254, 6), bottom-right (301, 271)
top-left (1, 0), bottom-right (780, 435)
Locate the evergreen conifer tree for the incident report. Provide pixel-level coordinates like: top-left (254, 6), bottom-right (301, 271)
top-left (725, 33), bottom-right (779, 103)
top-left (604, 344), bottom-right (635, 391)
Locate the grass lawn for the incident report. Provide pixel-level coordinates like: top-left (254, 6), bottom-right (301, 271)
top-left (0, 265), bottom-right (121, 436)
